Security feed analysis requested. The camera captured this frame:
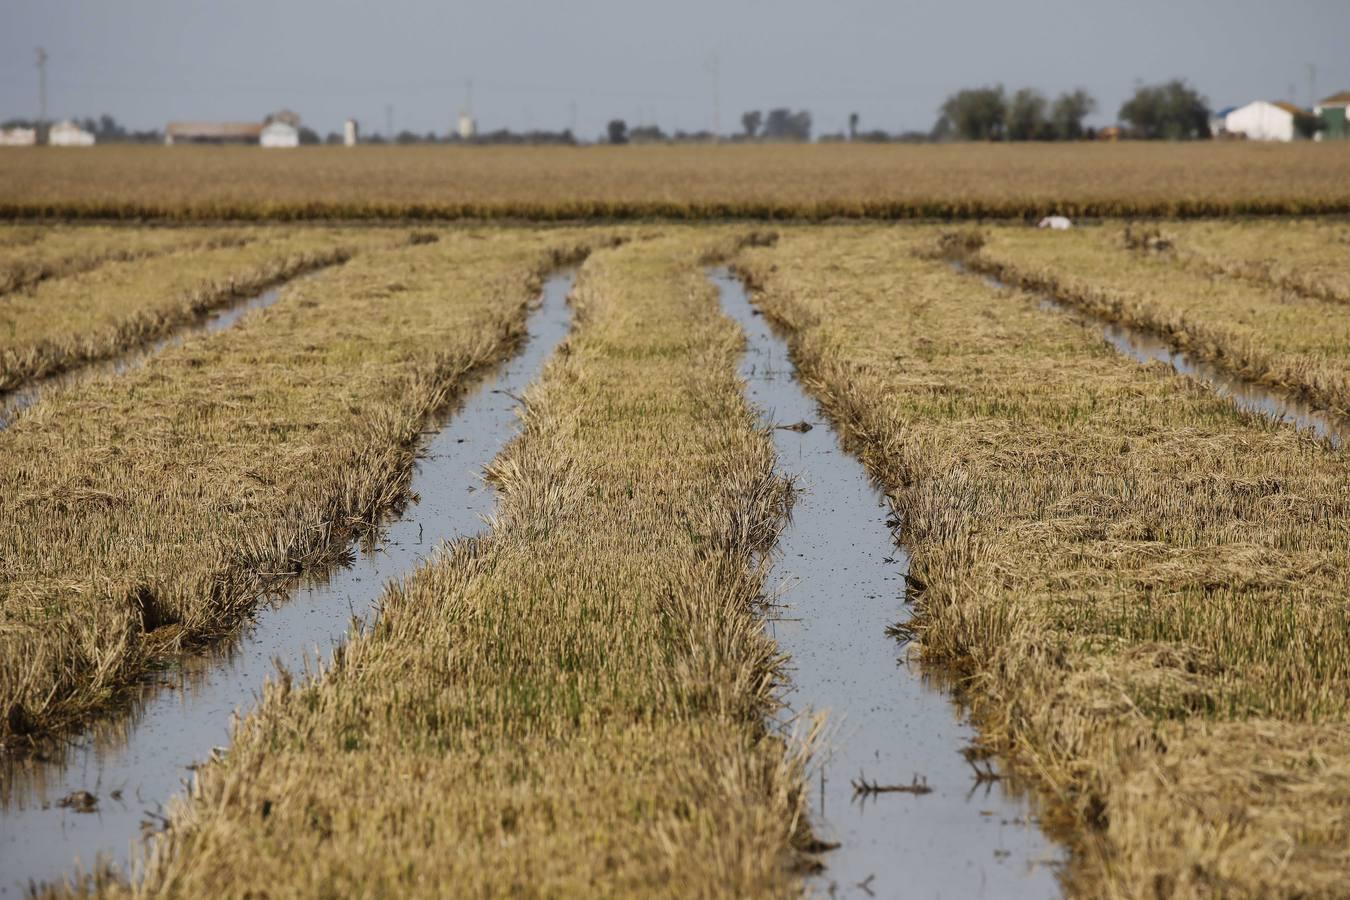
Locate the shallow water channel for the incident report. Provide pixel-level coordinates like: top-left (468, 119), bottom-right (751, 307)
top-left (954, 262), bottom-right (1347, 449)
top-left (0, 276), bottom-right (308, 430)
top-left (0, 272), bottom-right (576, 894)
top-left (713, 269), bottom-right (1063, 898)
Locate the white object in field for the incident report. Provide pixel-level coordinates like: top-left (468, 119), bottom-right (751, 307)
top-left (0, 127), bottom-right (37, 146)
top-left (458, 113), bottom-right (476, 140)
top-left (1224, 101), bottom-right (1300, 142)
top-left (49, 120), bottom-right (95, 146)
top-left (260, 121), bottom-right (300, 148)
top-left (1037, 216), bottom-right (1072, 230)
top-left (344, 119), bottom-right (359, 146)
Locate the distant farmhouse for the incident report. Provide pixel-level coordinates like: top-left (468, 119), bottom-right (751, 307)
top-left (165, 110), bottom-right (304, 147)
top-left (1314, 90), bottom-right (1350, 140)
top-left (1221, 101), bottom-right (1306, 142)
top-left (49, 119), bottom-right (95, 146)
top-left (0, 126), bottom-right (37, 146)
top-left (260, 121), bottom-right (299, 148)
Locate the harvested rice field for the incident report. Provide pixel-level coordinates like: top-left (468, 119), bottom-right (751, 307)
top-left (1, 216), bottom-right (1347, 899)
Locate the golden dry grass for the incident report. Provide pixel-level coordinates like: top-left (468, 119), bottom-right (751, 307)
top-left (0, 225), bottom-right (255, 295)
top-left (0, 229), bottom-right (594, 745)
top-left (71, 231), bottom-right (816, 898)
top-left (1161, 219), bottom-right (1350, 305)
top-left (735, 227), bottom-right (1350, 898)
top-left (0, 231), bottom-right (363, 391)
top-left (956, 223), bottom-right (1350, 418)
top-left (2, 143), bottom-right (1350, 220)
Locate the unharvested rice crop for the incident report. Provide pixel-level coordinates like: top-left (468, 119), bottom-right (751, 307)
top-left (735, 227), bottom-right (1350, 898)
top-left (85, 231), bottom-right (814, 898)
top-left (952, 223), bottom-right (1350, 418)
top-left (0, 229), bottom-right (597, 745)
top-left (2, 143), bottom-right (1349, 221)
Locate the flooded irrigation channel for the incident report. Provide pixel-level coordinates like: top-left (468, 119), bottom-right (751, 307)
top-left (0, 271), bottom-right (577, 894)
top-left (953, 262), bottom-right (1347, 449)
top-left (713, 268), bottom-right (1064, 898)
top-left (0, 274), bottom-right (320, 430)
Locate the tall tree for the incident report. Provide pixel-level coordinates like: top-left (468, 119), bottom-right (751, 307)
top-left (1119, 79), bottom-right (1211, 139)
top-left (938, 86), bottom-right (1007, 141)
top-left (740, 110), bottom-right (762, 139)
top-left (607, 119), bottom-right (629, 145)
top-left (848, 112), bottom-right (860, 141)
top-left (763, 108), bottom-right (812, 141)
top-left (1050, 89), bottom-right (1097, 140)
top-left (1007, 88), bottom-right (1049, 140)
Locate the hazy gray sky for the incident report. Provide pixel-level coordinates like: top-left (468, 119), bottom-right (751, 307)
top-left (3, 0), bottom-right (1348, 139)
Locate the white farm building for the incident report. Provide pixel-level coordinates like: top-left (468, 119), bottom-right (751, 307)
top-left (1223, 101), bottom-right (1305, 142)
top-left (49, 120), bottom-right (95, 146)
top-left (0, 127), bottom-right (37, 147)
top-left (260, 121), bottom-right (299, 148)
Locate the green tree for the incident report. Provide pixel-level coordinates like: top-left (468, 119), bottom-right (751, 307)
top-left (1050, 89), bottom-right (1096, 140)
top-left (937, 86), bottom-right (1007, 141)
top-left (607, 119), bottom-right (628, 145)
top-left (1007, 88), bottom-right (1049, 140)
top-left (741, 110), bottom-right (762, 139)
top-left (763, 108), bottom-right (812, 141)
top-left (848, 112), bottom-right (860, 141)
top-left (1119, 79), bottom-right (1211, 139)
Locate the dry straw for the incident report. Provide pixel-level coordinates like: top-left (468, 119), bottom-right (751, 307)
top-left (737, 226), bottom-right (1350, 898)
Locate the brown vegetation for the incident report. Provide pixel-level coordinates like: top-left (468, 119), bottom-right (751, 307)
top-left (736, 227), bottom-right (1350, 898)
top-left (2, 143), bottom-right (1350, 221)
top-left (0, 225), bottom-right (256, 296)
top-left (0, 233), bottom-right (356, 391)
top-left (952, 223), bottom-right (1350, 418)
top-left (87, 232), bottom-right (812, 897)
top-left (0, 229), bottom-right (592, 746)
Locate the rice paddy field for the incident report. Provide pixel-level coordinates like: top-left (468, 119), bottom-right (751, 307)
top-left (1, 145), bottom-right (1348, 898)
top-left (2, 142), bottom-right (1350, 220)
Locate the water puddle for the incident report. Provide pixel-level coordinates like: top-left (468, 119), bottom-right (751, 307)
top-left (953, 262), bottom-right (1346, 449)
top-left (713, 268), bottom-right (1063, 898)
top-left (0, 271), bottom-right (577, 894)
top-left (0, 268), bottom-right (332, 430)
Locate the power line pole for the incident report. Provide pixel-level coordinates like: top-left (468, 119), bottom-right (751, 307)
top-left (385, 103), bottom-right (393, 140)
top-left (704, 51), bottom-right (720, 138)
top-left (1307, 63), bottom-right (1318, 107)
top-left (36, 47), bottom-right (48, 142)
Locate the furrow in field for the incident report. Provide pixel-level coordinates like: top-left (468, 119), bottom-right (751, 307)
top-left (0, 269), bottom-right (581, 893)
top-left (1162, 219), bottom-right (1350, 306)
top-left (951, 226), bottom-right (1350, 419)
top-left (736, 228), bottom-right (1350, 899)
top-left (0, 225), bottom-right (259, 297)
top-left (105, 232), bottom-right (811, 897)
top-left (0, 230), bottom-right (594, 747)
top-left (0, 232), bottom-right (367, 392)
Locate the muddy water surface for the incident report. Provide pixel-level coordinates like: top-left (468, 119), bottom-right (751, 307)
top-left (714, 269), bottom-right (1063, 899)
top-left (0, 272), bottom-right (576, 894)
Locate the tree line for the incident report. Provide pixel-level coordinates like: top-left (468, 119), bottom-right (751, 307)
top-left (934, 79), bottom-right (1211, 141)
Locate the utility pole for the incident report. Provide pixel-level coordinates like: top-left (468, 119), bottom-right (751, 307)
top-left (36, 47), bottom-right (48, 143)
top-left (1307, 63), bottom-right (1318, 107)
top-left (385, 103), bottom-right (393, 140)
top-left (569, 100), bottom-right (577, 136)
top-left (705, 51), bottom-right (720, 138)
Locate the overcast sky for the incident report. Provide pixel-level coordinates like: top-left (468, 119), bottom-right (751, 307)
top-left (3, 0), bottom-right (1348, 139)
